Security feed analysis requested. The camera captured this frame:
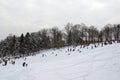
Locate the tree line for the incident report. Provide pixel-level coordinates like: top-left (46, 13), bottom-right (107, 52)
top-left (0, 23), bottom-right (120, 58)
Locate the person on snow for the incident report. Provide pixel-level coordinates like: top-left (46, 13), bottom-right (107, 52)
top-left (22, 62), bottom-right (28, 67)
top-left (2, 59), bottom-right (7, 66)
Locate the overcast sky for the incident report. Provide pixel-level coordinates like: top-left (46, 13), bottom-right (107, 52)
top-left (0, 0), bottom-right (120, 40)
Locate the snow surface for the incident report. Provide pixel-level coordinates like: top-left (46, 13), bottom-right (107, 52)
top-left (0, 43), bottom-right (120, 80)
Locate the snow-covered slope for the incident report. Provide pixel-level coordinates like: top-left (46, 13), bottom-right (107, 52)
top-left (0, 43), bottom-right (120, 80)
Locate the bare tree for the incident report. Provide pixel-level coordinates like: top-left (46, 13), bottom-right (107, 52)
top-left (88, 26), bottom-right (99, 43)
top-left (102, 24), bottom-right (113, 41)
top-left (64, 23), bottom-right (73, 45)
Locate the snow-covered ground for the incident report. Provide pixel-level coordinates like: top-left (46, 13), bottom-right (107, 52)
top-left (0, 43), bottom-right (120, 80)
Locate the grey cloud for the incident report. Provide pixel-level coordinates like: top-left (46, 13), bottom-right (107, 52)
top-left (0, 0), bottom-right (120, 40)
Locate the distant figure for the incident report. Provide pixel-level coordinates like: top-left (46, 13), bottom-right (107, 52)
top-left (9, 60), bottom-right (15, 65)
top-left (101, 43), bottom-right (103, 47)
top-left (55, 54), bottom-right (57, 56)
top-left (79, 51), bottom-right (81, 53)
top-left (51, 52), bottom-right (54, 54)
top-left (67, 53), bottom-right (70, 55)
top-left (73, 49), bottom-right (75, 51)
top-left (94, 45), bottom-right (97, 48)
top-left (11, 60), bottom-right (15, 65)
top-left (87, 47), bottom-right (88, 49)
top-left (68, 48), bottom-right (69, 52)
top-left (42, 54), bottom-right (44, 57)
top-left (22, 62), bottom-right (28, 67)
top-left (2, 59), bottom-right (7, 66)
top-left (4, 60), bottom-right (7, 66)
top-left (91, 46), bottom-right (93, 49)
top-left (104, 42), bottom-right (107, 45)
top-left (24, 57), bottom-right (27, 61)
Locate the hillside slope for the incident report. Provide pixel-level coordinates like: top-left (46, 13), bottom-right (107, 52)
top-left (0, 43), bottom-right (120, 80)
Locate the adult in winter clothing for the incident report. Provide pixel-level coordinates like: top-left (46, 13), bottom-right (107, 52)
top-left (23, 62), bottom-right (26, 67)
top-left (22, 62), bottom-right (28, 67)
top-left (2, 59), bottom-right (7, 66)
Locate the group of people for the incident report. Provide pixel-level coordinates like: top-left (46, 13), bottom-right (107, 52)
top-left (22, 62), bottom-right (28, 67)
top-left (0, 58), bottom-right (15, 66)
top-left (0, 57), bottom-right (28, 67)
top-left (22, 57), bottom-right (28, 67)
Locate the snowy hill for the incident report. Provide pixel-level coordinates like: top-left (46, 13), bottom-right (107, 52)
top-left (0, 43), bottom-right (120, 80)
